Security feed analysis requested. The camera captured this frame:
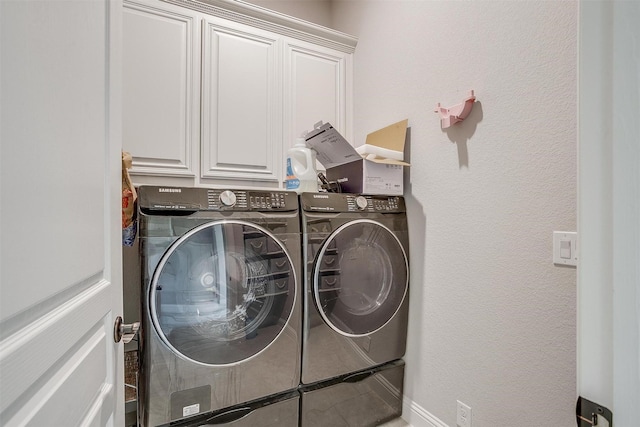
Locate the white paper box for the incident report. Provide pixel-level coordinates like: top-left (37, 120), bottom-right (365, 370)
top-left (306, 120), bottom-right (409, 195)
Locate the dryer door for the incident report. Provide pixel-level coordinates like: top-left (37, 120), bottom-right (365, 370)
top-left (149, 220), bottom-right (296, 365)
top-left (312, 219), bottom-right (408, 337)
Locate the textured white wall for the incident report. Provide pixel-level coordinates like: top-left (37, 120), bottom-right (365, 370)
top-left (329, 2), bottom-right (578, 426)
top-left (243, 0), bottom-right (333, 28)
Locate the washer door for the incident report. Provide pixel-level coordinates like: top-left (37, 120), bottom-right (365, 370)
top-left (313, 219), bottom-right (408, 337)
top-left (150, 220), bottom-right (296, 365)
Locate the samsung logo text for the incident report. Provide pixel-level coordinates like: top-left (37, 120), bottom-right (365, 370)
top-left (159, 188), bottom-right (181, 193)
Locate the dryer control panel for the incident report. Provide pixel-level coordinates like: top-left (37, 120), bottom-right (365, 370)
top-left (300, 192), bottom-right (405, 213)
top-left (138, 186), bottom-right (297, 212)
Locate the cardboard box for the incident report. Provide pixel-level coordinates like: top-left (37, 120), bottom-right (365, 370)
top-left (305, 119), bottom-right (409, 195)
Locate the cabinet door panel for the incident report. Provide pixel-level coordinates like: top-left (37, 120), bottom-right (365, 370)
top-left (123, 0), bottom-right (199, 177)
top-left (202, 20), bottom-right (281, 182)
top-left (285, 41), bottom-right (351, 150)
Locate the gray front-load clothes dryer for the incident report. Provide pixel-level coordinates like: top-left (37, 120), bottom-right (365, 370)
top-left (137, 186), bottom-right (302, 427)
top-left (300, 192), bottom-right (410, 384)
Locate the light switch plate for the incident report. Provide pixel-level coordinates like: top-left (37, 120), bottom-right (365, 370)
top-left (456, 400), bottom-right (472, 427)
top-left (553, 231), bottom-right (577, 267)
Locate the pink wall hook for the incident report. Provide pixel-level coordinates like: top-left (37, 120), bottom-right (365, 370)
top-left (435, 90), bottom-right (476, 129)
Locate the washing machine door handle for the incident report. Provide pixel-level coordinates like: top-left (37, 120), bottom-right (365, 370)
top-left (200, 406), bottom-right (252, 425)
top-left (113, 316), bottom-right (140, 344)
top-left (342, 369), bottom-right (375, 383)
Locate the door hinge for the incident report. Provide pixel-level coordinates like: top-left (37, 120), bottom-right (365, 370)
top-left (576, 396), bottom-right (613, 427)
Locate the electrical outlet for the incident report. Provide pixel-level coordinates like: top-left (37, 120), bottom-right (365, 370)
top-left (456, 400), bottom-right (472, 427)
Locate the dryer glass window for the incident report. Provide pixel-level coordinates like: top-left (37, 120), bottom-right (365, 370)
top-left (150, 221), bottom-right (296, 365)
top-left (313, 220), bottom-right (408, 336)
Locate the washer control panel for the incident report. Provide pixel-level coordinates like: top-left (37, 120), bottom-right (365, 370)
top-left (138, 186), bottom-right (297, 212)
top-left (207, 190), bottom-right (293, 211)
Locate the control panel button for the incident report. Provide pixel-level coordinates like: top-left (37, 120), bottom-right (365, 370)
top-left (219, 190), bottom-right (237, 207)
top-left (355, 196), bottom-right (368, 210)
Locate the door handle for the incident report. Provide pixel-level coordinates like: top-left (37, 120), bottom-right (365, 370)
top-left (201, 407), bottom-right (253, 425)
top-left (343, 370), bottom-right (374, 383)
top-left (113, 316), bottom-right (140, 344)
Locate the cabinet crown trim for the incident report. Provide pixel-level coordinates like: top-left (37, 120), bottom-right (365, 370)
top-left (161, 0), bottom-right (357, 53)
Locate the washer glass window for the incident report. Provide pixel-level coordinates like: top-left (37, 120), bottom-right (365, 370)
top-left (313, 220), bottom-right (408, 336)
top-left (150, 221), bottom-right (295, 365)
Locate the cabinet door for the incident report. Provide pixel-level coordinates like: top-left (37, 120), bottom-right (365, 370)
top-left (202, 18), bottom-right (281, 183)
top-left (123, 0), bottom-right (200, 178)
top-left (284, 40), bottom-right (352, 149)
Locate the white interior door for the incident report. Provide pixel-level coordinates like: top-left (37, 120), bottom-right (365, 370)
top-left (0, 0), bottom-right (124, 426)
top-left (578, 1), bottom-right (640, 426)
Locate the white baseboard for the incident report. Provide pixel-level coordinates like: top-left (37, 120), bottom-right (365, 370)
top-left (401, 396), bottom-right (450, 427)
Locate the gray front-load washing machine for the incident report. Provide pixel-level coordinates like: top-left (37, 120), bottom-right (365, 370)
top-left (137, 186), bottom-right (301, 426)
top-left (300, 192), bottom-right (410, 385)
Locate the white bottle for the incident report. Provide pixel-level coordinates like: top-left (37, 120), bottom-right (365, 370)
top-left (286, 138), bottom-right (318, 193)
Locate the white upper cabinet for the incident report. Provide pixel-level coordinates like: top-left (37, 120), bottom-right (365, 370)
top-left (123, 0), bottom-right (356, 188)
top-left (201, 18), bottom-right (281, 182)
top-left (284, 38), bottom-right (352, 149)
top-left (123, 0), bottom-right (200, 180)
